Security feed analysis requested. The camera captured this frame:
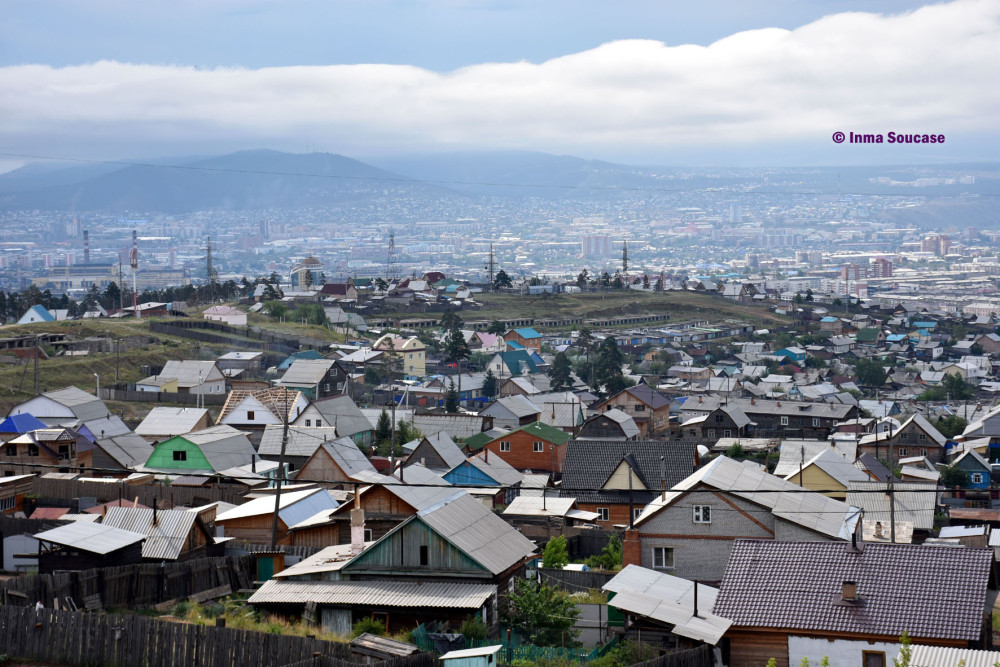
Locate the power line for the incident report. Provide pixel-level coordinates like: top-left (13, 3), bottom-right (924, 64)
top-left (1, 151), bottom-right (997, 197)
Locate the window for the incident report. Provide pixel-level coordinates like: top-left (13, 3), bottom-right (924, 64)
top-left (706, 429), bottom-right (716, 439)
top-left (812, 417), bottom-right (820, 427)
top-left (533, 441), bottom-right (544, 453)
top-left (5, 444), bottom-right (15, 456)
top-left (863, 651), bottom-right (886, 667)
top-left (715, 415), bottom-right (724, 424)
top-left (898, 448), bottom-right (907, 457)
top-left (652, 547), bottom-right (674, 570)
top-left (780, 416), bottom-right (789, 426)
top-left (58, 445), bottom-right (69, 461)
top-left (723, 430), bottom-right (732, 438)
top-left (918, 433), bottom-right (927, 442)
top-left (316, 420), bottom-right (322, 427)
top-left (919, 448), bottom-right (927, 457)
top-left (247, 410), bottom-right (255, 421)
top-left (633, 507), bottom-right (642, 521)
top-left (27, 445), bottom-right (38, 457)
top-left (634, 404), bottom-right (645, 412)
top-left (173, 450), bottom-right (187, 461)
top-left (419, 545), bottom-right (429, 565)
top-left (364, 528), bottom-right (373, 541)
top-left (304, 419), bottom-right (311, 427)
top-left (972, 473), bottom-right (984, 484)
top-left (500, 441), bottom-right (511, 452)
top-left (0, 496), bottom-right (15, 512)
top-left (597, 508), bottom-right (609, 522)
top-left (693, 505), bottom-right (711, 523)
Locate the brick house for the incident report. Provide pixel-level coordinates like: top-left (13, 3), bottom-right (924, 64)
top-left (560, 439), bottom-right (698, 530)
top-left (857, 413), bottom-right (947, 463)
top-left (597, 385), bottom-right (672, 437)
top-left (503, 327), bottom-right (543, 352)
top-left (480, 421), bottom-right (571, 475)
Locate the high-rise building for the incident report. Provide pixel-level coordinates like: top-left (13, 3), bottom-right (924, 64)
top-left (841, 264), bottom-right (867, 281)
top-left (870, 257), bottom-right (893, 278)
top-left (921, 234), bottom-right (952, 256)
top-left (582, 235), bottom-right (612, 259)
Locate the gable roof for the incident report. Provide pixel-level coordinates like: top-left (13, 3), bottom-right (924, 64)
top-left (306, 395), bottom-right (373, 438)
top-left (489, 421), bottom-right (571, 447)
top-left (94, 433), bottom-right (154, 468)
top-left (464, 451), bottom-right (524, 486)
top-left (791, 448), bottom-right (870, 487)
top-left (34, 522), bottom-right (146, 554)
top-left (159, 360), bottom-right (223, 387)
top-left (0, 413), bottom-right (48, 434)
top-left (279, 359), bottom-right (336, 386)
top-left (409, 432), bottom-right (467, 471)
top-left (101, 507), bottom-right (200, 560)
top-left (41, 387), bottom-right (108, 421)
top-left (259, 425), bottom-right (340, 458)
top-left (135, 407), bottom-right (210, 437)
top-left (310, 438), bottom-right (377, 479)
top-left (637, 456), bottom-right (860, 540)
top-left (616, 385), bottom-right (671, 410)
top-left (773, 440), bottom-right (857, 477)
top-left (713, 540), bottom-right (993, 641)
top-left (217, 488), bottom-right (339, 527)
top-left (561, 440), bottom-right (698, 505)
top-left (481, 395), bottom-right (541, 419)
top-left (219, 387), bottom-right (304, 423)
top-left (846, 481), bottom-right (938, 530)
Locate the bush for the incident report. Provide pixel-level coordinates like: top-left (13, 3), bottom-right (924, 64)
top-left (459, 615), bottom-right (488, 640)
top-left (352, 617), bottom-right (386, 638)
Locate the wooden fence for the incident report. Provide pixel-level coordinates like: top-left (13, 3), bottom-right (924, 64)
top-left (536, 567), bottom-right (617, 592)
top-left (0, 604), bottom-right (358, 667)
top-left (281, 652), bottom-right (439, 667)
top-left (149, 321), bottom-right (299, 355)
top-left (0, 556), bottom-right (255, 609)
top-left (100, 386), bottom-right (228, 405)
top-left (632, 645), bottom-right (713, 667)
top-left (29, 475), bottom-right (249, 508)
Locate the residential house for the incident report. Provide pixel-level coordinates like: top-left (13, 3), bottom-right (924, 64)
top-left (678, 405), bottom-right (752, 444)
top-left (402, 432), bottom-right (467, 474)
top-left (141, 425), bottom-right (261, 477)
top-left (101, 506), bottom-right (213, 561)
top-left (772, 439), bottom-right (857, 478)
top-left (855, 328), bottom-right (886, 347)
top-left (597, 385), bottom-right (672, 437)
top-left (0, 474), bottom-right (33, 515)
top-left (0, 413), bottom-right (48, 444)
top-left (8, 386), bottom-right (108, 427)
top-left (276, 359), bottom-right (342, 400)
top-left (501, 496), bottom-right (600, 542)
top-left (292, 395), bottom-right (373, 445)
top-left (217, 351), bottom-right (264, 376)
top-left (626, 456), bottom-right (861, 583)
top-left (479, 421), bottom-right (571, 475)
top-left (1, 427), bottom-right (81, 475)
top-left (373, 335), bottom-right (426, 379)
top-left (444, 451), bottom-right (523, 505)
top-left (560, 439), bottom-right (699, 530)
top-left (134, 407), bottom-right (211, 442)
top-left (34, 522), bottom-right (146, 574)
top-left (846, 481), bottom-right (938, 541)
top-left (320, 282), bottom-right (359, 301)
top-left (857, 413), bottom-right (947, 463)
top-left (975, 333), bottom-right (1000, 355)
top-left (479, 395), bottom-right (541, 430)
top-left (217, 387), bottom-right (309, 431)
top-left (486, 350), bottom-right (539, 379)
top-left (90, 433), bottom-right (154, 475)
top-left (503, 327), bottom-right (543, 352)
top-left (257, 425), bottom-right (340, 472)
top-left (249, 491), bottom-right (536, 636)
top-left (713, 540), bottom-right (995, 666)
top-left (17, 304), bottom-right (56, 324)
top-left (529, 391), bottom-right (585, 433)
top-left (678, 398), bottom-right (857, 440)
top-left (138, 360), bottom-right (227, 395)
top-left (782, 448), bottom-right (871, 500)
top-left (203, 305), bottom-right (247, 326)
top-left (951, 449), bottom-right (992, 490)
top-left (217, 487), bottom-right (340, 543)
top-left (295, 438), bottom-right (378, 487)
top-left (576, 409), bottom-right (640, 440)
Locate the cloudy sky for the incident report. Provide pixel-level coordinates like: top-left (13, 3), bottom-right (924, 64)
top-left (1, 0), bottom-right (998, 169)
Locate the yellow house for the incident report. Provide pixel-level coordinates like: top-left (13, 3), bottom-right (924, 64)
top-left (782, 448), bottom-right (870, 500)
top-left (373, 335), bottom-right (426, 379)
top-left (135, 376), bottom-right (179, 393)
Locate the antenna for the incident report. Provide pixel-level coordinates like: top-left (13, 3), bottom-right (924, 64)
top-left (130, 230), bottom-right (139, 319)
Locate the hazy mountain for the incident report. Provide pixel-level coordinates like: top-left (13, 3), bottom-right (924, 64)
top-left (0, 150), bottom-right (451, 213)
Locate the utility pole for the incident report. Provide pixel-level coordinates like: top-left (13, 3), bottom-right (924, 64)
top-left (487, 243), bottom-right (495, 293)
top-left (206, 236), bottom-right (217, 303)
top-left (270, 387), bottom-right (291, 549)
top-left (622, 239), bottom-right (628, 284)
top-left (131, 230), bottom-right (139, 319)
top-left (385, 229), bottom-right (397, 284)
top-left (33, 334), bottom-right (39, 395)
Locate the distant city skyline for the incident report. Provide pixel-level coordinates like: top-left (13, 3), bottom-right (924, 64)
top-left (1, 0), bottom-right (998, 172)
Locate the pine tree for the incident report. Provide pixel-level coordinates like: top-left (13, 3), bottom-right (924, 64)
top-left (493, 269), bottom-right (512, 290)
top-left (548, 352), bottom-right (573, 391)
top-left (482, 368), bottom-right (498, 399)
top-left (445, 379), bottom-right (460, 413)
top-left (374, 409), bottom-right (392, 447)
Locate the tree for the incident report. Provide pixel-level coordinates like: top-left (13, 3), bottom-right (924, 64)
top-left (642, 274), bottom-right (650, 290)
top-left (302, 269), bottom-right (314, 290)
top-left (600, 271), bottom-right (611, 288)
top-left (893, 630), bottom-right (912, 667)
top-left (805, 288), bottom-right (814, 302)
top-left (940, 464), bottom-right (971, 488)
top-left (541, 535), bottom-right (569, 569)
top-left (501, 580), bottom-right (580, 646)
top-left (374, 277), bottom-right (388, 291)
top-left (943, 372), bottom-right (975, 400)
top-left (263, 301), bottom-right (288, 320)
top-left (486, 319), bottom-right (506, 335)
top-left (102, 281), bottom-right (122, 312)
top-left (585, 534), bottom-right (622, 571)
top-left (576, 269), bottom-right (589, 288)
top-left (935, 414), bottom-right (968, 438)
top-left (654, 275), bottom-right (664, 292)
top-left (603, 374), bottom-right (636, 396)
top-left (440, 311), bottom-right (462, 332)
top-left (854, 358), bottom-right (887, 389)
top-left (793, 292), bottom-right (804, 304)
top-left (594, 337), bottom-right (626, 394)
top-left (493, 269), bottom-right (512, 290)
top-left (482, 368), bottom-right (498, 400)
top-left (444, 379), bottom-right (460, 413)
top-left (444, 321), bottom-right (471, 368)
top-left (374, 409), bottom-right (392, 446)
top-left (611, 271), bottom-right (623, 289)
top-left (548, 351), bottom-right (573, 391)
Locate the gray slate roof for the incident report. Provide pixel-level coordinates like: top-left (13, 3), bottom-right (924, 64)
top-left (713, 540), bottom-right (993, 641)
top-left (135, 407), bottom-right (209, 437)
top-left (307, 395), bottom-right (373, 438)
top-left (415, 491), bottom-right (537, 575)
top-left (249, 579), bottom-right (496, 608)
top-left (34, 522), bottom-right (146, 554)
top-left (314, 437), bottom-right (377, 479)
top-left (846, 481), bottom-right (938, 530)
top-left (259, 425), bottom-right (340, 458)
top-left (43, 387), bottom-right (109, 422)
top-left (278, 359), bottom-right (336, 386)
top-left (95, 433), bottom-right (154, 468)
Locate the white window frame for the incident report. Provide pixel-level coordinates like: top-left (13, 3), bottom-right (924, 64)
top-left (972, 472), bottom-right (984, 484)
top-left (693, 505), bottom-right (712, 524)
top-left (898, 448), bottom-right (907, 457)
top-left (633, 507), bottom-right (642, 521)
top-left (780, 416), bottom-right (789, 426)
top-left (652, 546), bottom-right (674, 570)
top-left (533, 441), bottom-right (544, 453)
top-left (706, 429), bottom-right (716, 439)
top-left (596, 508), bottom-right (610, 522)
top-left (499, 441), bottom-right (511, 452)
top-left (812, 417), bottom-right (821, 427)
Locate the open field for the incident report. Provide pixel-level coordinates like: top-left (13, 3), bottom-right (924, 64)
top-left (389, 290), bottom-right (792, 331)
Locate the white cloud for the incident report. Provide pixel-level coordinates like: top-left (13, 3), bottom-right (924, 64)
top-left (1, 0), bottom-right (998, 161)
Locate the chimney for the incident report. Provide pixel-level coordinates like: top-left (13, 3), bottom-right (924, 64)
top-left (777, 401), bottom-right (781, 407)
top-left (153, 498), bottom-right (158, 526)
top-left (750, 397), bottom-right (755, 405)
top-left (874, 521), bottom-right (884, 538)
top-left (350, 507), bottom-right (366, 555)
top-left (83, 230), bottom-right (90, 265)
top-left (841, 580), bottom-right (858, 601)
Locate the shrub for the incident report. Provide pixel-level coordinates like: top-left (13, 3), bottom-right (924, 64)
top-left (352, 617), bottom-right (386, 638)
top-left (459, 615), bottom-right (488, 641)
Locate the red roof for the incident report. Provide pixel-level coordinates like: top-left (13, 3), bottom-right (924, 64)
top-left (30, 507), bottom-right (70, 520)
top-left (84, 499), bottom-right (152, 514)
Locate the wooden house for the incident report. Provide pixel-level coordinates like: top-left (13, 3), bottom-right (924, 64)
top-left (216, 487), bottom-right (340, 544)
top-left (295, 438), bottom-right (377, 487)
top-left (34, 522), bottom-right (145, 574)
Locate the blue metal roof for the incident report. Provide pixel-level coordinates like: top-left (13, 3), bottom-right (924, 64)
top-left (0, 413), bottom-right (48, 434)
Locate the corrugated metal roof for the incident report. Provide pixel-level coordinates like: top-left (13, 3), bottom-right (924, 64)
top-left (397, 463), bottom-right (450, 486)
top-left (911, 645), bottom-right (1000, 667)
top-left (416, 492), bottom-right (536, 575)
top-left (274, 543), bottom-right (372, 577)
top-left (102, 507), bottom-right (198, 560)
top-left (95, 433), bottom-right (154, 468)
top-left (773, 440), bottom-right (856, 477)
top-left (465, 452), bottom-right (523, 486)
top-left (249, 579), bottom-right (496, 608)
top-left (278, 359), bottom-right (336, 386)
top-left (259, 425), bottom-right (339, 457)
top-left (318, 438), bottom-right (377, 479)
top-left (43, 387), bottom-right (108, 421)
top-left (217, 488), bottom-right (338, 524)
top-left (603, 564), bottom-right (732, 645)
top-left (441, 646), bottom-right (503, 660)
top-left (504, 496), bottom-right (577, 517)
top-left (34, 522), bottom-right (146, 554)
top-left (307, 396), bottom-right (373, 439)
top-left (846, 481), bottom-right (938, 530)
